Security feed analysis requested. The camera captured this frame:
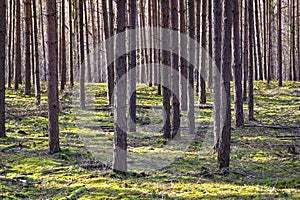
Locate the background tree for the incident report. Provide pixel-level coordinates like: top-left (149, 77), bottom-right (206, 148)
top-left (277, 0), bottom-right (282, 86)
top-left (79, 0), bottom-right (86, 109)
top-left (171, 0), bottom-right (180, 138)
top-left (60, 0), bottom-right (67, 90)
top-left (254, 0), bottom-right (263, 80)
top-left (24, 0), bottom-right (32, 95)
top-left (233, 0), bottom-right (244, 128)
top-left (0, 0), bottom-right (6, 138)
top-left (248, 0), bottom-right (255, 120)
top-left (219, 0), bottom-right (233, 169)
top-left (113, 0), bottom-right (127, 173)
top-left (46, 0), bottom-right (60, 154)
top-left (14, 0), bottom-right (21, 90)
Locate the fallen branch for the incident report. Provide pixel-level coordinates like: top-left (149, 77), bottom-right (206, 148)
top-left (245, 123), bottom-right (300, 131)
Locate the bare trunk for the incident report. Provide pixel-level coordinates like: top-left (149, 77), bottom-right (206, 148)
top-left (69, 0), bottom-right (74, 87)
top-left (254, 0), bottom-right (263, 80)
top-left (39, 0), bottom-right (47, 82)
top-left (0, 0), bottom-right (6, 138)
top-left (47, 0), bottom-right (60, 153)
top-left (113, 0), bottom-right (127, 173)
top-left (233, 0), bottom-right (244, 128)
top-left (248, 0), bottom-right (254, 120)
top-left (277, 0), bottom-right (282, 86)
top-left (79, 0), bottom-right (85, 109)
top-left (84, 0), bottom-right (92, 83)
top-left (243, 0), bottom-right (248, 101)
top-left (60, 0), bottom-right (67, 90)
top-left (25, 0), bottom-right (32, 95)
top-left (14, 0), bottom-right (21, 90)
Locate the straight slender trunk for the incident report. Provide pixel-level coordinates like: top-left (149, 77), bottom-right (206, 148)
top-left (188, 0), bottom-right (195, 135)
top-left (219, 0), bottom-right (232, 169)
top-left (47, 0), bottom-right (60, 154)
top-left (79, 0), bottom-right (86, 109)
top-left (267, 0), bottom-right (272, 84)
top-left (291, 0), bottom-right (296, 81)
top-left (213, 0), bottom-right (222, 150)
top-left (180, 0), bottom-right (188, 111)
top-left (84, 0), bottom-right (92, 83)
top-left (128, 0), bottom-right (137, 132)
top-left (199, 0), bottom-right (207, 104)
top-left (7, 0), bottom-right (12, 88)
top-left (33, 0), bottom-right (41, 106)
top-left (0, 0), bottom-right (6, 138)
top-left (297, 0), bottom-right (300, 81)
top-left (14, 0), bottom-right (21, 90)
top-left (248, 0), bottom-right (254, 120)
top-left (233, 0), bottom-right (244, 128)
top-left (208, 0), bottom-right (213, 88)
top-left (161, 0), bottom-right (171, 139)
top-left (254, 0), bottom-right (263, 80)
top-left (60, 0), bottom-right (67, 90)
top-left (24, 0), bottom-right (32, 95)
top-left (263, 0), bottom-right (267, 80)
top-left (69, 0), bottom-right (74, 87)
top-left (277, 0), bottom-right (282, 86)
top-left (89, 0), bottom-right (97, 82)
top-left (171, 0), bottom-right (180, 138)
top-left (40, 0), bottom-right (47, 82)
top-left (113, 0), bottom-right (127, 173)
top-left (243, 0), bottom-right (248, 101)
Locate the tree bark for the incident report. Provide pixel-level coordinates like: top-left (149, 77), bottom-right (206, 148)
top-left (14, 0), bottom-right (21, 90)
top-left (180, 0), bottom-right (188, 111)
top-left (213, 0), bottom-right (222, 150)
top-left (248, 0), bottom-right (255, 120)
top-left (219, 0), bottom-right (232, 169)
top-left (33, 0), bottom-right (41, 106)
top-left (79, 0), bottom-right (85, 109)
top-left (243, 0), bottom-right (248, 101)
top-left (128, 0), bottom-right (137, 132)
top-left (171, 0), bottom-right (180, 138)
top-left (277, 0), bottom-right (282, 86)
top-left (69, 0), bottom-right (74, 87)
top-left (188, 0), bottom-right (195, 135)
top-left (113, 0), bottom-right (127, 173)
top-left (161, 0), bottom-right (171, 139)
top-left (0, 0), bottom-right (6, 138)
top-left (60, 0), bottom-right (67, 90)
top-left (46, 0), bottom-right (60, 154)
top-left (84, 0), bottom-right (92, 83)
top-left (233, 0), bottom-right (244, 128)
top-left (39, 0), bottom-right (47, 82)
top-left (24, 0), bottom-right (32, 95)
top-left (254, 0), bottom-right (263, 80)
top-left (7, 0), bottom-right (12, 88)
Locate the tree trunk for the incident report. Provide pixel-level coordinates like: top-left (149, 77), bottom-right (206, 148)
top-left (213, 0), bottom-right (222, 150)
top-left (24, 0), bottom-right (32, 95)
top-left (40, 0), bottom-right (47, 82)
top-left (254, 0), bottom-right (263, 80)
top-left (46, 0), bottom-right (60, 154)
top-left (0, 0), bottom-right (6, 138)
top-left (60, 0), bottom-right (67, 90)
top-left (233, 0), bottom-right (244, 128)
top-left (128, 0), bottom-right (137, 132)
top-left (297, 0), bottom-right (300, 81)
top-left (161, 0), bottom-right (171, 139)
top-left (277, 0), bottom-right (282, 86)
top-left (69, 0), bottom-right (74, 87)
top-left (267, 0), bottom-right (272, 84)
top-left (199, 0), bottom-right (207, 104)
top-left (79, 0), bottom-right (85, 109)
top-left (89, 0), bottom-right (97, 82)
top-left (171, 0), bottom-right (180, 138)
top-left (219, 0), bottom-right (232, 169)
top-left (208, 0), bottom-right (213, 88)
top-left (113, 0), bottom-right (127, 173)
top-left (14, 0), bottom-right (21, 90)
top-left (33, 0), bottom-right (41, 106)
top-left (84, 0), bottom-right (92, 83)
top-left (243, 0), bottom-right (248, 101)
top-left (263, 0), bottom-right (267, 80)
top-left (248, 0), bottom-right (254, 120)
top-left (180, 0), bottom-right (188, 111)
top-left (7, 0), bottom-right (12, 88)
top-left (188, 0), bottom-right (195, 135)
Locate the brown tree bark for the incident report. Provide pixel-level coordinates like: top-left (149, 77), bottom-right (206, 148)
top-left (69, 0), bottom-right (74, 87)
top-left (208, 0), bottom-right (213, 88)
top-left (162, 0), bottom-right (171, 139)
top-left (171, 0), bottom-right (180, 138)
top-left (33, 0), bottom-right (41, 106)
top-left (254, 0), bottom-right (263, 80)
top-left (39, 0), bottom-right (47, 82)
top-left (79, 0), bottom-right (85, 109)
top-left (0, 0), bottom-right (6, 138)
top-left (180, 0), bottom-right (188, 111)
top-left (84, 0), bottom-right (92, 83)
top-left (213, 0), bottom-right (222, 150)
top-left (113, 0), bottom-right (127, 173)
top-left (248, 0), bottom-right (255, 120)
top-left (14, 0), bottom-right (21, 90)
top-left (263, 0), bottom-right (267, 80)
top-left (46, 0), bottom-right (60, 153)
top-left (200, 0), bottom-right (207, 104)
top-left (89, 0), bottom-right (97, 82)
top-left (188, 0), bottom-right (195, 135)
top-left (60, 0), bottom-right (67, 90)
top-left (219, 0), bottom-right (232, 169)
top-left (233, 0), bottom-right (244, 128)
top-left (277, 0), bottom-right (283, 86)
top-left (7, 0), bottom-right (12, 88)
top-left (24, 0), bottom-right (32, 95)
top-left (298, 0), bottom-right (300, 81)
top-left (243, 0), bottom-right (248, 101)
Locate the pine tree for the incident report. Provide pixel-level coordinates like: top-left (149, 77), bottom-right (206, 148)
top-left (0, 0), bottom-right (6, 138)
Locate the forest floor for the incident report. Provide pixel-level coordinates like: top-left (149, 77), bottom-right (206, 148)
top-left (0, 81), bottom-right (299, 199)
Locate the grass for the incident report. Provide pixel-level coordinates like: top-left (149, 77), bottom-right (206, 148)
top-left (0, 81), bottom-right (299, 199)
